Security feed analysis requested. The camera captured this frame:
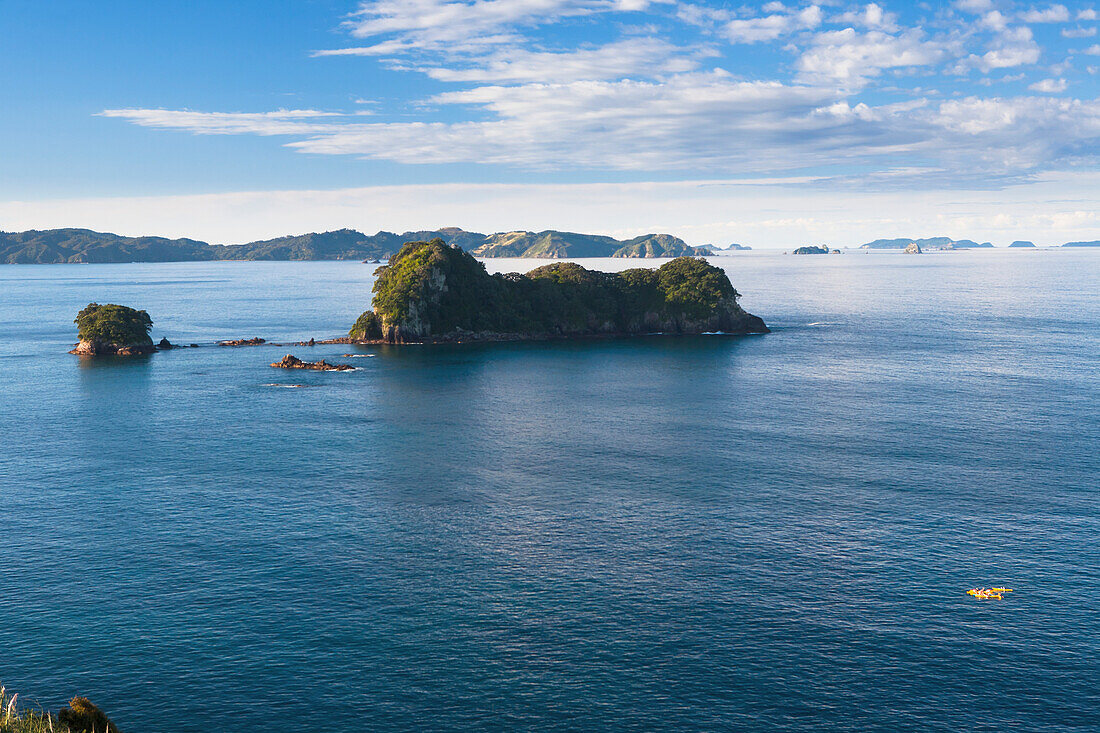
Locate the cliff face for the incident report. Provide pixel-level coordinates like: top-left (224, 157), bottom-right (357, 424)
top-left (356, 239), bottom-right (767, 344)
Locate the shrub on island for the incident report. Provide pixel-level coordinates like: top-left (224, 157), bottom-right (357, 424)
top-left (351, 238), bottom-right (768, 343)
top-left (70, 302), bottom-right (155, 355)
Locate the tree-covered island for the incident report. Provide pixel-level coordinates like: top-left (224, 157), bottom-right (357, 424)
top-left (70, 302), bottom-right (156, 355)
top-left (350, 239), bottom-right (768, 343)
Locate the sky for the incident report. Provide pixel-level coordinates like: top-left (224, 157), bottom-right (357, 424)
top-left (2, 0), bottom-right (1100, 247)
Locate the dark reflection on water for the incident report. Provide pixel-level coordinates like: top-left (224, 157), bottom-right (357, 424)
top-left (0, 253), bottom-right (1098, 732)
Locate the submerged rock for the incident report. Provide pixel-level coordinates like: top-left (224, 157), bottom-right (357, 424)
top-left (218, 337), bottom-right (266, 346)
top-left (270, 354), bottom-right (355, 371)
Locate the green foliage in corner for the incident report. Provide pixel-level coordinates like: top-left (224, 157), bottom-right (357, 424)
top-left (74, 303), bottom-right (153, 346)
top-left (352, 238), bottom-right (766, 342)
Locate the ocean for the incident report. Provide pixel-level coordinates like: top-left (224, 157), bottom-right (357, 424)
top-left (1, 250), bottom-right (1097, 731)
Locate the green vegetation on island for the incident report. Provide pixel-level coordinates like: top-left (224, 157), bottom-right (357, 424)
top-left (351, 238), bottom-right (767, 343)
top-left (792, 245), bottom-right (829, 255)
top-left (70, 303), bottom-right (155, 356)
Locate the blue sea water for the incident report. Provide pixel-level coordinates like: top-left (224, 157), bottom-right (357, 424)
top-left (0, 250), bottom-right (1097, 732)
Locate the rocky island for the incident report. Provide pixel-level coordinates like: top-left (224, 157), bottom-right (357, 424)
top-left (792, 245), bottom-right (829, 255)
top-left (70, 303), bottom-right (156, 356)
top-left (349, 239), bottom-right (767, 344)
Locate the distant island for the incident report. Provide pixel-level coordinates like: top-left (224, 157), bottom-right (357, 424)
top-left (1, 227), bottom-right (707, 264)
top-left (792, 245), bottom-right (830, 255)
top-left (468, 230), bottom-right (706, 258)
top-left (707, 243), bottom-right (752, 253)
top-left (12, 228), bottom-right (1099, 264)
top-left (349, 239), bottom-right (767, 343)
top-left (859, 237), bottom-right (993, 250)
top-left (1008, 240), bottom-right (1036, 248)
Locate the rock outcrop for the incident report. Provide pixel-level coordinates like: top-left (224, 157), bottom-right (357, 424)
top-left (271, 354), bottom-right (355, 371)
top-left (218, 337), bottom-right (266, 346)
top-left (904, 243), bottom-right (922, 254)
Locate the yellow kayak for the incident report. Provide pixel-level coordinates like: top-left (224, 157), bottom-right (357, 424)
top-left (967, 587), bottom-right (1013, 599)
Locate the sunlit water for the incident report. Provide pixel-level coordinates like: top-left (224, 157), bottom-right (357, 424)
top-left (1, 250), bottom-right (1097, 731)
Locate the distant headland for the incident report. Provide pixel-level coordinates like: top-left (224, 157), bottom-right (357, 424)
top-left (12, 227), bottom-right (1098, 265)
top-left (1, 227), bottom-right (708, 264)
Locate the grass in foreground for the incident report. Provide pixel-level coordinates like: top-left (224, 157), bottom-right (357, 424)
top-left (1, 687), bottom-right (119, 733)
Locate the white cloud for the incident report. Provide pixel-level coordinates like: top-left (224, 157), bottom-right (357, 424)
top-left (956, 26), bottom-right (1042, 72)
top-left (980, 11), bottom-right (1009, 31)
top-left (955, 0), bottom-right (994, 14)
top-left (724, 5), bottom-right (823, 43)
top-left (797, 29), bottom-right (949, 86)
top-left (1019, 5), bottom-right (1071, 23)
top-left (837, 3), bottom-right (899, 32)
top-left (414, 38), bottom-right (700, 83)
top-left (1062, 26), bottom-right (1098, 37)
top-left (1028, 77), bottom-right (1069, 91)
top-left (1085, 43), bottom-right (1100, 53)
top-left (1079, 9), bottom-right (1099, 20)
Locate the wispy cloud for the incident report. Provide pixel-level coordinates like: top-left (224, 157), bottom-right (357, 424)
top-left (101, 1), bottom-right (1100, 190)
top-left (413, 38), bottom-right (702, 83)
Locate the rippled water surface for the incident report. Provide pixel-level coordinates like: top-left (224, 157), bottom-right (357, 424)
top-left (1, 251), bottom-right (1098, 731)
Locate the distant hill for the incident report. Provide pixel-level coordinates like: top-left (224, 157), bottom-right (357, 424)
top-left (469, 230), bottom-right (706, 258)
top-left (1063, 241), bottom-right (1100, 247)
top-left (0, 227), bottom-right (703, 263)
top-left (1008, 240), bottom-right (1036, 248)
top-left (708, 243), bottom-right (752, 253)
top-left (0, 228), bottom-right (215, 264)
top-left (859, 237), bottom-right (994, 250)
top-left (0, 227), bottom-right (478, 264)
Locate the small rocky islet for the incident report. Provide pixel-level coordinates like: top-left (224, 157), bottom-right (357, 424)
top-left (70, 241), bottom-right (768, 358)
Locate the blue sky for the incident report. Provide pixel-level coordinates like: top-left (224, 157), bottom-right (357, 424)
top-left (3, 0), bottom-right (1100, 246)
